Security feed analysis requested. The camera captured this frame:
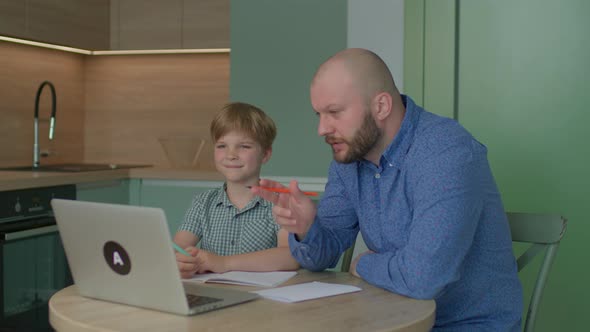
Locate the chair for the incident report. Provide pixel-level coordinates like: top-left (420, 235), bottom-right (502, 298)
top-left (341, 245), bottom-right (354, 273)
top-left (339, 212), bottom-right (567, 332)
top-left (341, 234), bottom-right (364, 273)
top-left (508, 212), bottom-right (567, 332)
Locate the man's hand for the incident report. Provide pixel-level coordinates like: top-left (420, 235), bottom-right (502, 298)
top-left (349, 250), bottom-right (375, 278)
top-left (251, 179), bottom-right (317, 239)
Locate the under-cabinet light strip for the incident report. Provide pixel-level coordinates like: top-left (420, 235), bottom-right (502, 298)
top-left (0, 35), bottom-right (230, 55)
top-left (91, 48), bottom-right (230, 55)
top-left (0, 35), bottom-right (91, 54)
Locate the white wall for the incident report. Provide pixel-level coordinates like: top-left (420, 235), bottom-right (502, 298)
top-left (347, 0), bottom-right (405, 92)
top-left (346, 0), bottom-right (405, 257)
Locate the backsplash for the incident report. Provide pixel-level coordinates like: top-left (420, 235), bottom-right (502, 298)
top-left (0, 42), bottom-right (85, 166)
top-left (0, 41), bottom-right (228, 171)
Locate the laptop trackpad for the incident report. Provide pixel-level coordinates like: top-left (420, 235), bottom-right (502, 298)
top-left (186, 293), bottom-right (222, 307)
top-left (184, 283), bottom-right (258, 314)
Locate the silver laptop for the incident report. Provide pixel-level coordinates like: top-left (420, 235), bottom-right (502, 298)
top-left (51, 198), bottom-right (258, 315)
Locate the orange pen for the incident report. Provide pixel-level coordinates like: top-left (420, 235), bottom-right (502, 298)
top-left (248, 186), bottom-right (319, 197)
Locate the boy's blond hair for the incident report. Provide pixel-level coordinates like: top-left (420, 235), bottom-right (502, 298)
top-left (210, 102), bottom-right (277, 151)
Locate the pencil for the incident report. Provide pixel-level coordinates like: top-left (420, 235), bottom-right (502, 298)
top-left (249, 186), bottom-right (319, 197)
top-left (172, 242), bottom-right (191, 256)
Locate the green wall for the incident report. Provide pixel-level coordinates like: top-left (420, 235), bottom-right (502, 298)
top-left (404, 0), bottom-right (456, 118)
top-left (406, 0), bottom-right (590, 330)
top-left (229, 0), bottom-right (347, 177)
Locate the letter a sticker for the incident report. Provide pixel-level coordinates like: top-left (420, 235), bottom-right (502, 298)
top-left (113, 251), bottom-right (124, 266)
top-left (103, 241), bottom-right (131, 275)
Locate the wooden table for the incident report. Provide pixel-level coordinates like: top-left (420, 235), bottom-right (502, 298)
top-left (49, 270), bottom-right (435, 332)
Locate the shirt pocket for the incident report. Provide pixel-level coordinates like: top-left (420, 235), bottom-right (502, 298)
top-left (240, 217), bottom-right (278, 253)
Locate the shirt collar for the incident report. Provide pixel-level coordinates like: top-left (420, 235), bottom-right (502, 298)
top-left (380, 94), bottom-right (419, 169)
top-left (214, 183), bottom-right (271, 208)
top-left (212, 185), bottom-right (228, 206)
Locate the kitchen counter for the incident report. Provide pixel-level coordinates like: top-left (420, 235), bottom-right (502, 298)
top-left (0, 167), bottom-right (224, 191)
top-left (129, 167), bottom-right (223, 182)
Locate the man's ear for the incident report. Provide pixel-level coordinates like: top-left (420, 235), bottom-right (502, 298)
top-left (373, 92), bottom-right (393, 121)
top-left (262, 147), bottom-right (272, 164)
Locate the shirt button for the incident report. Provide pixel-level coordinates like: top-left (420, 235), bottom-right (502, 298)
top-left (389, 163), bottom-right (393, 167)
top-left (375, 173), bottom-right (381, 179)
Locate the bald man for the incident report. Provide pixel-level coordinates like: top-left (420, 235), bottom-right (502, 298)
top-left (252, 48), bottom-right (522, 331)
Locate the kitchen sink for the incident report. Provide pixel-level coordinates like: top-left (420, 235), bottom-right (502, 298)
top-left (0, 163), bottom-right (151, 172)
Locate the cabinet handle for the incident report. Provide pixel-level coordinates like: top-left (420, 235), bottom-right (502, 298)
top-left (2, 225), bottom-right (58, 241)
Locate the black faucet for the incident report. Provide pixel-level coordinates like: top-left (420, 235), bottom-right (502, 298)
top-left (33, 81), bottom-right (57, 168)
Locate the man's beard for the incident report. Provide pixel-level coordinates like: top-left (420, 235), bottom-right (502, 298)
top-left (327, 111), bottom-right (381, 164)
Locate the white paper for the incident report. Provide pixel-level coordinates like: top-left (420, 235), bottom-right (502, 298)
top-left (253, 281), bottom-right (362, 303)
top-left (185, 271), bottom-right (297, 287)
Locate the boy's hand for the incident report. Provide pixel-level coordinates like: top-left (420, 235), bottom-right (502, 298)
top-left (175, 246), bottom-right (200, 279)
top-left (251, 179), bottom-right (317, 240)
top-left (194, 250), bottom-right (228, 274)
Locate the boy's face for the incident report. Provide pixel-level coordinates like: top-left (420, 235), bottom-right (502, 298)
top-left (213, 131), bottom-right (271, 184)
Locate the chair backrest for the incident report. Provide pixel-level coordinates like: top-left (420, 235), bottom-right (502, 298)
top-left (340, 234), bottom-right (365, 273)
top-left (339, 212), bottom-right (567, 332)
top-left (507, 212), bottom-right (567, 332)
top-left (341, 244), bottom-right (354, 273)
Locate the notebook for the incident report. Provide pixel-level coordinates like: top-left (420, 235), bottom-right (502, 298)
top-left (187, 271), bottom-right (298, 287)
top-left (50, 199), bottom-right (258, 316)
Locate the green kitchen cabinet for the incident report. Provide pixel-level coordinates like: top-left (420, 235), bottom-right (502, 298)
top-left (138, 177), bottom-right (327, 236)
top-left (76, 179), bottom-right (130, 204)
top-left (405, 0), bottom-right (590, 330)
top-left (74, 178), bottom-right (220, 237)
top-left (138, 179), bottom-right (223, 235)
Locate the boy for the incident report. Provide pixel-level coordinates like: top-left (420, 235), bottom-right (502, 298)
top-left (174, 102), bottom-right (299, 278)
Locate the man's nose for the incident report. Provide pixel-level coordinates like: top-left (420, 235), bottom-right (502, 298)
top-left (317, 116), bottom-right (332, 137)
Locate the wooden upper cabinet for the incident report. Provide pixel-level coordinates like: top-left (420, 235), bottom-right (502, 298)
top-left (0, 1), bottom-right (27, 38)
top-left (0, 0), bottom-right (229, 50)
top-left (182, 0), bottom-right (230, 49)
top-left (112, 0), bottom-right (229, 50)
top-left (27, 0), bottom-right (110, 50)
top-left (0, 0), bottom-right (110, 50)
top-left (113, 0), bottom-right (183, 50)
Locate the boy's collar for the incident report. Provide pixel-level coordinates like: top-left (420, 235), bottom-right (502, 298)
top-left (215, 183), bottom-right (271, 208)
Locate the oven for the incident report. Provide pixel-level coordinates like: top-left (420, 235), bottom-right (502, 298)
top-left (0, 185), bottom-right (75, 331)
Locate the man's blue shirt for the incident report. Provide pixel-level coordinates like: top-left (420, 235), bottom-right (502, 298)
top-left (289, 96), bottom-right (522, 331)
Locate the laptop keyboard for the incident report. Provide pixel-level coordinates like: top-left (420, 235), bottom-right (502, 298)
top-left (186, 294), bottom-right (222, 307)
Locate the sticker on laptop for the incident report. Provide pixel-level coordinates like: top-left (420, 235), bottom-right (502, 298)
top-left (103, 241), bottom-right (131, 275)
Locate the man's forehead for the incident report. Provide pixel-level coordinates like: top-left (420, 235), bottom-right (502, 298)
top-left (311, 87), bottom-right (348, 112)
top-left (315, 59), bottom-right (349, 81)
top-left (312, 72), bottom-right (355, 101)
